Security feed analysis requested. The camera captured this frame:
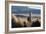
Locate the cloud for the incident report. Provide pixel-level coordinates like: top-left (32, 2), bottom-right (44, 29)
top-left (28, 6), bottom-right (40, 9)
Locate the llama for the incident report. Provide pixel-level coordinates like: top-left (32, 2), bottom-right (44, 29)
top-left (12, 15), bottom-right (32, 27)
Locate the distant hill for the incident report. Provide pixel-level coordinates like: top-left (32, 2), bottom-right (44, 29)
top-left (12, 6), bottom-right (41, 14)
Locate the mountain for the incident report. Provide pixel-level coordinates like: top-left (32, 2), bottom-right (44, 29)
top-left (11, 6), bottom-right (40, 14)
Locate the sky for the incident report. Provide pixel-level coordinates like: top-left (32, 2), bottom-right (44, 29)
top-left (11, 6), bottom-right (41, 14)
